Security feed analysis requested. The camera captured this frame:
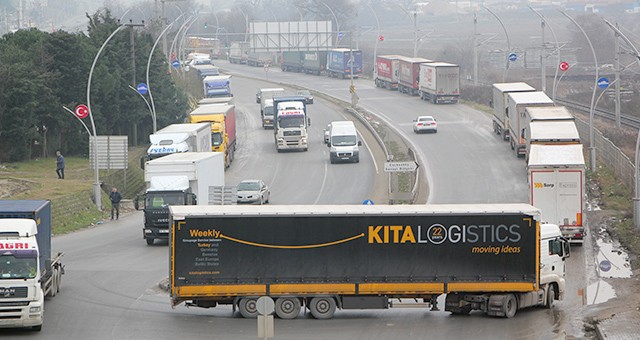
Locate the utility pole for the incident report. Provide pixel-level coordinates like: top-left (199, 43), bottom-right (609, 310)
top-left (125, 21), bottom-right (145, 146)
top-left (614, 26), bottom-right (621, 128)
top-left (540, 19), bottom-right (546, 93)
top-left (473, 13), bottom-right (478, 85)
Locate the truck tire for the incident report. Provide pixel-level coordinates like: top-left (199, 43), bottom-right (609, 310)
top-left (48, 268), bottom-right (57, 297)
top-left (503, 294), bottom-right (517, 318)
top-left (309, 297), bottom-right (336, 319)
top-left (545, 285), bottom-right (555, 309)
top-left (275, 297), bottom-right (301, 319)
top-left (239, 298), bottom-right (259, 318)
top-left (146, 238), bottom-right (155, 246)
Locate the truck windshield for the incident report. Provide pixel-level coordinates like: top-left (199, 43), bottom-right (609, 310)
top-left (212, 132), bottom-right (223, 147)
top-left (264, 106), bottom-right (274, 117)
top-left (331, 135), bottom-right (357, 146)
top-left (146, 193), bottom-right (185, 208)
top-left (278, 116), bottom-right (305, 128)
top-left (0, 250), bottom-right (38, 279)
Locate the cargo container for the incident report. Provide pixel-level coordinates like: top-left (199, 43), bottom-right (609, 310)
top-left (228, 42), bottom-right (249, 64)
top-left (374, 55), bottom-right (402, 90)
top-left (169, 204), bottom-right (570, 319)
top-left (398, 57), bottom-right (433, 96)
top-left (525, 121), bottom-right (580, 161)
top-left (247, 51), bottom-right (274, 67)
top-left (506, 91), bottom-right (554, 158)
top-left (326, 49), bottom-right (362, 79)
top-left (301, 50), bottom-right (328, 75)
top-left (281, 51), bottom-right (304, 72)
top-left (528, 144), bottom-right (585, 243)
top-left (189, 104), bottom-right (237, 168)
top-left (418, 62), bottom-right (460, 104)
top-left (491, 83), bottom-right (536, 140)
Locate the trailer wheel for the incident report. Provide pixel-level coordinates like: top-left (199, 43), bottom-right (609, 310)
top-left (309, 297), bottom-right (336, 319)
top-left (503, 294), bottom-right (517, 318)
top-left (56, 267), bottom-right (62, 293)
top-left (239, 298), bottom-right (259, 318)
top-left (48, 268), bottom-right (57, 297)
top-left (275, 297), bottom-right (301, 319)
top-left (545, 285), bottom-right (555, 309)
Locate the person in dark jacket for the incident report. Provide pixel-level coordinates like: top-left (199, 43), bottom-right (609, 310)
top-left (109, 187), bottom-right (122, 220)
top-left (55, 150), bottom-right (65, 179)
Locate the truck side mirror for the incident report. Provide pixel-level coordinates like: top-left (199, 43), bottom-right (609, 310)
top-left (307, 117), bottom-right (311, 126)
top-left (134, 195), bottom-right (139, 210)
top-left (563, 240), bottom-right (571, 259)
top-left (140, 156), bottom-right (146, 170)
top-left (191, 193), bottom-right (197, 205)
top-left (358, 141), bottom-right (362, 146)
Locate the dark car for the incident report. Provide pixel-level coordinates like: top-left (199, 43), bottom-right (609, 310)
top-left (296, 90), bottom-right (314, 104)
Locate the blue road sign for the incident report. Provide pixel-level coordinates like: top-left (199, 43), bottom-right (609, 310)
top-left (362, 199), bottom-right (374, 205)
top-left (508, 53), bottom-right (517, 62)
top-left (599, 260), bottom-right (612, 272)
top-left (338, 31), bottom-right (344, 39)
top-left (597, 77), bottom-right (610, 89)
top-left (172, 60), bottom-right (180, 68)
top-left (137, 83), bottom-right (148, 95)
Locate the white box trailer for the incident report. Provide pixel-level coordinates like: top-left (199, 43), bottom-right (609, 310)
top-left (507, 91), bottom-right (554, 158)
top-left (147, 123), bottom-right (212, 161)
top-left (526, 121), bottom-right (581, 161)
top-left (492, 83), bottom-right (536, 140)
top-left (418, 62), bottom-right (460, 104)
top-left (145, 152), bottom-right (225, 201)
top-left (524, 106), bottom-right (574, 128)
top-left (528, 144), bottom-right (585, 243)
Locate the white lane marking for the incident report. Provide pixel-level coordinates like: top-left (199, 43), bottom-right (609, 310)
top-left (313, 147), bottom-right (330, 204)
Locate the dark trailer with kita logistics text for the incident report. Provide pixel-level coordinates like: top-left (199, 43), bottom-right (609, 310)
top-left (169, 204), bottom-right (569, 319)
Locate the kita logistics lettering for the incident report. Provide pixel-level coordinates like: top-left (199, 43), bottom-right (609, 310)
top-left (367, 224), bottom-right (521, 244)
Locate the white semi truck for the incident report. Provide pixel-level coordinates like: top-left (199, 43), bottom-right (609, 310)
top-left (145, 123), bottom-right (212, 164)
top-left (506, 91), bottom-right (554, 158)
top-left (528, 144), bottom-right (586, 243)
top-left (135, 152), bottom-right (225, 245)
top-left (418, 62), bottom-right (460, 104)
top-left (492, 82), bottom-right (536, 140)
top-left (0, 200), bottom-right (64, 331)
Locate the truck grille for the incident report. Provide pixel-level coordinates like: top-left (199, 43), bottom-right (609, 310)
top-left (337, 152), bottom-right (353, 157)
top-left (0, 287), bottom-right (28, 298)
top-left (283, 130), bottom-right (301, 136)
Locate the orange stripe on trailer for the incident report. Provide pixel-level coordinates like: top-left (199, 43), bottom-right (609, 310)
top-left (359, 283), bottom-right (444, 294)
top-left (577, 213), bottom-right (582, 226)
top-left (447, 282), bottom-right (537, 292)
top-left (270, 283), bottom-right (355, 295)
top-left (176, 284), bottom-right (267, 297)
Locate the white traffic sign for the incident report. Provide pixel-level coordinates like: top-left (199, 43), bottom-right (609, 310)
top-left (256, 296), bottom-right (274, 315)
top-left (384, 161), bottom-right (418, 172)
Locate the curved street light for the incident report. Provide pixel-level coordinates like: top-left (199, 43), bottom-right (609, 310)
top-left (365, 2), bottom-right (380, 79)
top-left (146, 15), bottom-right (184, 134)
top-left (529, 6), bottom-right (561, 99)
top-left (396, 4), bottom-right (417, 57)
top-left (320, 2), bottom-right (340, 46)
top-left (127, 85), bottom-right (155, 132)
top-left (86, 24), bottom-right (128, 210)
top-left (560, 10), bottom-right (598, 173)
top-left (62, 106), bottom-right (92, 136)
top-left (482, 5), bottom-right (511, 82)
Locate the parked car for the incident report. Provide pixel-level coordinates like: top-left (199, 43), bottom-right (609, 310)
top-left (323, 124), bottom-right (331, 144)
top-left (413, 115), bottom-right (438, 133)
top-left (237, 179), bottom-right (270, 204)
top-left (296, 89), bottom-right (314, 104)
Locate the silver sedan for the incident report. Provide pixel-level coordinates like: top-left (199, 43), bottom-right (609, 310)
top-left (237, 179), bottom-right (270, 204)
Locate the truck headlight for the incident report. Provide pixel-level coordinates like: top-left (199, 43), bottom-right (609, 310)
top-left (144, 229), bottom-right (152, 234)
top-left (29, 306), bottom-right (41, 313)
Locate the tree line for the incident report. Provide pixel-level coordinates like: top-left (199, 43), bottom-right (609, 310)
top-left (0, 9), bottom-right (189, 162)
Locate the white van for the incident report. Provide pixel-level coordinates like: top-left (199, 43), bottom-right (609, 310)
top-left (328, 121), bottom-right (361, 163)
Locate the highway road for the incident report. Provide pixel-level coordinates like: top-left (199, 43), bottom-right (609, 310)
top-left (0, 62), bottom-right (593, 339)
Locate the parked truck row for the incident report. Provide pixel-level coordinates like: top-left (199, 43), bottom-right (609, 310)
top-left (491, 82), bottom-right (585, 244)
top-left (169, 204), bottom-right (570, 319)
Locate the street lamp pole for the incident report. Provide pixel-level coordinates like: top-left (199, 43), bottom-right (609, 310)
top-left (320, 2), bottom-right (339, 46)
top-left (602, 19), bottom-right (640, 229)
top-left (560, 10), bottom-right (598, 173)
top-left (365, 2), bottom-right (380, 80)
top-left (529, 6), bottom-right (561, 100)
top-left (482, 5), bottom-right (510, 82)
top-left (87, 24), bottom-right (127, 210)
top-left (62, 106), bottom-right (92, 136)
top-left (147, 16), bottom-right (182, 134)
top-left (128, 85), bottom-right (155, 130)
top-left (396, 5), bottom-right (418, 57)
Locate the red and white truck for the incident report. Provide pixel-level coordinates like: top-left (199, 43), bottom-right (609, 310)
top-left (528, 144), bottom-right (585, 244)
top-left (492, 83), bottom-right (536, 140)
top-left (374, 55), bottom-right (402, 90)
top-left (418, 62), bottom-right (460, 104)
top-left (398, 57), bottom-right (432, 96)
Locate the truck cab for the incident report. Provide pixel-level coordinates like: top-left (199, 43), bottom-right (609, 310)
top-left (273, 96), bottom-right (310, 152)
top-left (135, 176), bottom-right (196, 245)
top-left (0, 219), bottom-right (45, 330)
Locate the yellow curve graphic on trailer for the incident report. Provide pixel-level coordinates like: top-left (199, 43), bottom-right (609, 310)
top-left (220, 233), bottom-right (365, 249)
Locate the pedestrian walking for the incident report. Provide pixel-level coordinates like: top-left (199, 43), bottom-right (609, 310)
top-left (110, 187), bottom-right (122, 220)
top-left (55, 150), bottom-right (65, 179)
